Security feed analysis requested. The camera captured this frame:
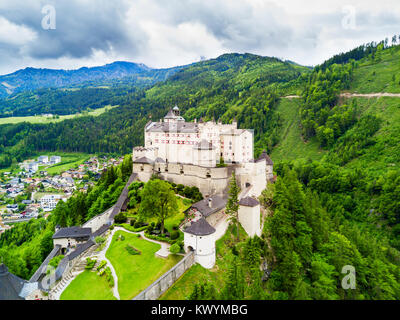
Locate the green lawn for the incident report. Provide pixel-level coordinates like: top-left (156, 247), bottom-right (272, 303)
top-left (0, 105), bottom-right (118, 125)
top-left (44, 152), bottom-right (92, 175)
top-left (60, 270), bottom-right (116, 300)
top-left (106, 230), bottom-right (182, 300)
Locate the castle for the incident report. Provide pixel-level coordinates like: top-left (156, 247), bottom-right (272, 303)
top-left (132, 106), bottom-right (274, 269)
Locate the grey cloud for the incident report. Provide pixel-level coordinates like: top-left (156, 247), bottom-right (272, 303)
top-left (0, 0), bottom-right (400, 74)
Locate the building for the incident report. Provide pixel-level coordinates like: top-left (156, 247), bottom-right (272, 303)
top-left (39, 194), bottom-right (63, 211)
top-left (183, 218), bottom-right (216, 269)
top-left (132, 106), bottom-right (272, 198)
top-left (38, 156), bottom-right (49, 164)
top-left (50, 156), bottom-right (61, 164)
top-left (132, 106), bottom-right (274, 269)
top-left (52, 226), bottom-right (92, 253)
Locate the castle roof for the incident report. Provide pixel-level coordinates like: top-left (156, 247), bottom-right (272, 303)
top-left (133, 156), bottom-right (154, 164)
top-left (239, 197), bottom-right (260, 207)
top-left (52, 227), bottom-right (92, 239)
top-left (173, 105), bottom-right (180, 111)
top-left (191, 195), bottom-right (227, 217)
top-left (256, 150), bottom-right (273, 165)
top-left (0, 264), bottom-right (26, 300)
top-left (164, 109), bottom-right (175, 119)
top-left (145, 122), bottom-right (198, 133)
top-left (184, 218), bottom-right (216, 236)
top-left (154, 157), bottom-right (166, 163)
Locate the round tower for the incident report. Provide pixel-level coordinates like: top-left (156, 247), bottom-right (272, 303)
top-left (183, 218), bottom-right (216, 269)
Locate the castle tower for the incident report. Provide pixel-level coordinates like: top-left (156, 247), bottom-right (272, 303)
top-left (183, 218), bottom-right (216, 269)
top-left (238, 197), bottom-right (261, 237)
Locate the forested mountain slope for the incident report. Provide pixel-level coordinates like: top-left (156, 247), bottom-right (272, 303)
top-left (0, 53), bottom-right (311, 168)
top-left (0, 61), bottom-right (184, 98)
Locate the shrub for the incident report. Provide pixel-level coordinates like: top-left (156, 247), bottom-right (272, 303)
top-left (116, 234), bottom-right (125, 241)
top-left (48, 255), bottom-right (65, 269)
top-left (170, 243), bottom-right (181, 254)
top-left (97, 260), bottom-right (107, 271)
top-left (125, 244), bottom-right (141, 255)
top-left (85, 258), bottom-right (97, 270)
top-left (95, 236), bottom-right (106, 244)
top-left (177, 240), bottom-right (184, 250)
top-left (114, 212), bottom-right (127, 224)
top-left (170, 230), bottom-right (179, 240)
top-left (109, 225), bottom-right (114, 230)
top-left (130, 219), bottom-right (136, 227)
top-left (172, 224), bottom-right (179, 231)
top-left (147, 224), bottom-right (154, 233)
top-left (134, 221), bottom-right (142, 228)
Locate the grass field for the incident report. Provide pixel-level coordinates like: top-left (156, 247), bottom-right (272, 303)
top-left (270, 98), bottom-right (325, 163)
top-left (60, 270), bottom-right (116, 300)
top-left (43, 152), bottom-right (92, 175)
top-left (0, 105), bottom-right (118, 125)
top-left (350, 46), bottom-right (400, 94)
top-left (105, 230), bottom-right (182, 300)
top-left (340, 96), bottom-right (400, 177)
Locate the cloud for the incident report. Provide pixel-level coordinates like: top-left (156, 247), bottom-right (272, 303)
top-left (0, 0), bottom-right (400, 74)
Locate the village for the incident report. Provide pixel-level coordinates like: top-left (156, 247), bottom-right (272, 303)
top-left (0, 155), bottom-right (124, 235)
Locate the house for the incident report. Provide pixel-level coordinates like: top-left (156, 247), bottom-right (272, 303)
top-left (39, 194), bottom-right (63, 211)
top-left (38, 156), bottom-right (49, 164)
top-left (52, 226), bottom-right (92, 253)
top-left (50, 156), bottom-right (61, 164)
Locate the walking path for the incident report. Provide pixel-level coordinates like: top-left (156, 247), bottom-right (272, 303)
top-left (112, 226), bottom-right (171, 258)
top-left (93, 230), bottom-right (121, 300)
top-left (282, 92), bottom-right (400, 99)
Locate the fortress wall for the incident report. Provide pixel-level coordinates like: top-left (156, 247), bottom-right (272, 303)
top-left (133, 252), bottom-right (195, 300)
top-left (135, 163), bottom-right (232, 196)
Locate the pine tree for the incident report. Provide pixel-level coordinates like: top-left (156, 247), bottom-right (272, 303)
top-left (226, 172), bottom-right (240, 241)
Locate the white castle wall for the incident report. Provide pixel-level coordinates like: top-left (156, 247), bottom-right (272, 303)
top-left (238, 204), bottom-right (261, 237)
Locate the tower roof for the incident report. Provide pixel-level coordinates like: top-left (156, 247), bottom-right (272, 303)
top-left (256, 150), bottom-right (273, 165)
top-left (184, 218), bottom-right (216, 236)
top-left (239, 197), bottom-right (260, 207)
top-left (173, 105), bottom-right (179, 111)
top-left (0, 264), bottom-right (27, 300)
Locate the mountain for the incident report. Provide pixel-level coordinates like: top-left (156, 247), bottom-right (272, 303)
top-left (0, 61), bottom-right (185, 98)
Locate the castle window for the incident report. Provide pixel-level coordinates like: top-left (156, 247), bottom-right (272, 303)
top-left (206, 172), bottom-right (211, 178)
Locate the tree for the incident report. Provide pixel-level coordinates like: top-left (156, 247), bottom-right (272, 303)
top-left (226, 172), bottom-right (241, 241)
top-left (139, 179), bottom-right (178, 234)
top-left (221, 256), bottom-right (245, 300)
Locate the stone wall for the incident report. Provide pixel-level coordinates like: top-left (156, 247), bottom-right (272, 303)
top-left (133, 252), bottom-right (195, 300)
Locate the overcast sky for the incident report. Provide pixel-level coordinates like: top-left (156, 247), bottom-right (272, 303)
top-left (0, 0), bottom-right (399, 75)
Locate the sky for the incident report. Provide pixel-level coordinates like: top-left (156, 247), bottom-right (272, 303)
top-left (0, 0), bottom-right (399, 75)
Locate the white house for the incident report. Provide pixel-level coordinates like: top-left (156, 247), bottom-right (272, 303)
top-left (38, 156), bottom-right (49, 164)
top-left (39, 194), bottom-right (63, 211)
top-left (50, 156), bottom-right (61, 164)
